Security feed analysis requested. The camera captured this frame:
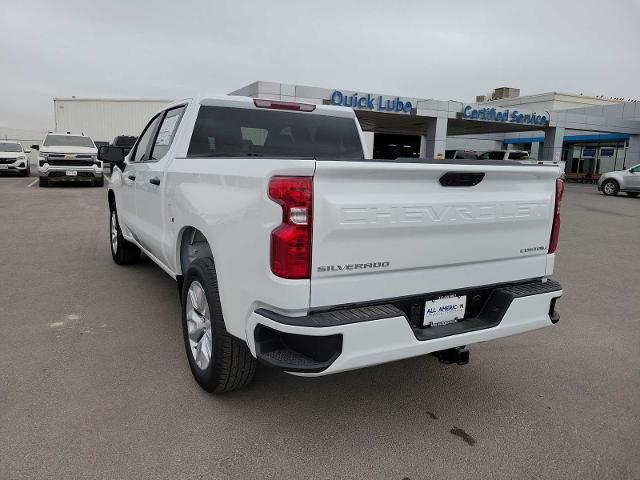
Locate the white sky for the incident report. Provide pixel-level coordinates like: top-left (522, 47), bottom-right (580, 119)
top-left (2, 0), bottom-right (639, 129)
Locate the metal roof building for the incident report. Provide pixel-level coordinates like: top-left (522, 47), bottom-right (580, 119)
top-left (53, 97), bottom-right (170, 143)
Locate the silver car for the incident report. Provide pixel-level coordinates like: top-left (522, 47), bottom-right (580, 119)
top-left (598, 164), bottom-right (640, 197)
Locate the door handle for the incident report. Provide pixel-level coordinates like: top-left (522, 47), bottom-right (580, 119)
top-left (127, 174), bottom-right (136, 181)
top-left (149, 177), bottom-right (161, 186)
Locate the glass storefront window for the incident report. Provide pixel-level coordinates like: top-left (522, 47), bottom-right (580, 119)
top-left (563, 142), bottom-right (627, 175)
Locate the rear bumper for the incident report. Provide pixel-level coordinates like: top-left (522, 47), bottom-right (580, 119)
top-left (249, 279), bottom-right (562, 376)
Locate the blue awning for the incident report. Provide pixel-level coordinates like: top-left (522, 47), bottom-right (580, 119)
top-left (503, 133), bottom-right (630, 144)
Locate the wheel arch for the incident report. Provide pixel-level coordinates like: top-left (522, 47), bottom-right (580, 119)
top-left (177, 226), bottom-right (214, 277)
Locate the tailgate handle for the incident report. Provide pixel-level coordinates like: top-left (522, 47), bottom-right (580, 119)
top-left (439, 172), bottom-right (485, 187)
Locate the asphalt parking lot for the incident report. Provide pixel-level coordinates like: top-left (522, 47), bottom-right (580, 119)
top-left (1, 176), bottom-right (639, 480)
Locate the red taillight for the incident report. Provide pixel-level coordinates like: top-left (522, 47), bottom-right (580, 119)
top-left (548, 178), bottom-right (564, 253)
top-left (253, 98), bottom-right (316, 112)
top-left (269, 176), bottom-right (313, 279)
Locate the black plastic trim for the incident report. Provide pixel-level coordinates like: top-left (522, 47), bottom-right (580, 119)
top-left (439, 171), bottom-right (485, 187)
top-left (256, 304), bottom-right (404, 328)
top-left (254, 324), bottom-right (342, 373)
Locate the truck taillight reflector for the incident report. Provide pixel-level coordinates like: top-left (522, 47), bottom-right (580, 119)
top-left (253, 98), bottom-right (316, 112)
top-left (548, 178), bottom-right (564, 253)
top-left (269, 176), bottom-right (313, 279)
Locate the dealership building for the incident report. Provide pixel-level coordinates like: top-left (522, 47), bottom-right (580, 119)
top-left (32, 82), bottom-right (640, 178)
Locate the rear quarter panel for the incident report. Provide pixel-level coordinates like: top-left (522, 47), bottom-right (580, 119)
top-left (164, 157), bottom-right (315, 340)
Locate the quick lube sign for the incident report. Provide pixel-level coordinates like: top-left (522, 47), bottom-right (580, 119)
top-left (331, 90), bottom-right (413, 113)
top-left (463, 105), bottom-right (550, 126)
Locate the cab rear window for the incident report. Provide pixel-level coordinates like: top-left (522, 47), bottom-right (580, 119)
top-left (187, 106), bottom-right (364, 160)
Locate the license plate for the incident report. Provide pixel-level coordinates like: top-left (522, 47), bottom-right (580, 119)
top-left (424, 295), bottom-right (467, 327)
top-left (66, 170), bottom-right (77, 176)
top-left (0, 165), bottom-right (8, 169)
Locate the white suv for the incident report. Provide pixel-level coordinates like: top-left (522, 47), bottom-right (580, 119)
top-left (33, 133), bottom-right (102, 187)
top-left (0, 141), bottom-right (30, 176)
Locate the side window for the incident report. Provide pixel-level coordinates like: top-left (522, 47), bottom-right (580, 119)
top-left (150, 106), bottom-right (186, 160)
top-left (508, 151), bottom-right (528, 160)
top-left (481, 151), bottom-right (505, 160)
top-left (132, 114), bottom-right (163, 163)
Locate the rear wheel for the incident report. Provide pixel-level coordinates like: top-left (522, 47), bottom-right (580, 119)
top-left (601, 179), bottom-right (619, 196)
top-left (627, 192), bottom-right (639, 198)
top-left (38, 177), bottom-right (49, 187)
top-left (182, 257), bottom-right (256, 393)
top-left (109, 206), bottom-right (140, 265)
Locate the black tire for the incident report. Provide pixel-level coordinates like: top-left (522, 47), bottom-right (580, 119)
top-left (109, 204), bottom-right (140, 265)
top-left (22, 167), bottom-right (30, 177)
top-left (39, 177), bottom-right (49, 187)
top-left (94, 177), bottom-right (104, 187)
top-left (627, 192), bottom-right (639, 198)
top-left (182, 257), bottom-right (256, 393)
top-left (601, 179), bottom-right (619, 196)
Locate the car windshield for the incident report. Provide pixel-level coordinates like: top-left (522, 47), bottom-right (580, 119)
top-left (0, 143), bottom-right (22, 152)
top-left (187, 106), bottom-right (364, 160)
top-left (44, 135), bottom-right (95, 148)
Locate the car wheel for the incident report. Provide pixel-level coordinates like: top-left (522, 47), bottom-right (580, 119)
top-left (109, 205), bottom-right (140, 265)
top-left (182, 257), bottom-right (256, 393)
top-left (39, 177), bottom-right (49, 187)
top-left (22, 166), bottom-right (30, 177)
top-left (601, 179), bottom-right (619, 196)
top-left (94, 177), bottom-right (104, 187)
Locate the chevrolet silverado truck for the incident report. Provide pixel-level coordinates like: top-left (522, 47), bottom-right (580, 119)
top-left (32, 133), bottom-right (102, 187)
top-left (99, 95), bottom-right (564, 393)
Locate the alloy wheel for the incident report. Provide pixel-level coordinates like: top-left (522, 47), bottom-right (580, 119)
top-left (186, 281), bottom-right (213, 370)
top-left (603, 182), bottom-right (616, 195)
top-left (110, 211), bottom-right (118, 254)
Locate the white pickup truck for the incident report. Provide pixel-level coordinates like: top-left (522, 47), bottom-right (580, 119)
top-left (100, 95), bottom-right (564, 393)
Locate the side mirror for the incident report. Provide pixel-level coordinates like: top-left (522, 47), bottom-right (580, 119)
top-left (30, 144), bottom-right (39, 151)
top-left (98, 145), bottom-right (126, 170)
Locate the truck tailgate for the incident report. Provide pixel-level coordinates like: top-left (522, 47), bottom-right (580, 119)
top-left (310, 161), bottom-right (559, 307)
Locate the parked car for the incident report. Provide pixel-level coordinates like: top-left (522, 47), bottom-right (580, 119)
top-left (0, 140), bottom-right (30, 176)
top-left (94, 141), bottom-right (110, 149)
top-left (32, 133), bottom-right (102, 187)
top-left (478, 150), bottom-right (530, 160)
top-left (598, 164), bottom-right (640, 197)
top-left (100, 95), bottom-right (564, 393)
top-left (445, 149), bottom-right (477, 159)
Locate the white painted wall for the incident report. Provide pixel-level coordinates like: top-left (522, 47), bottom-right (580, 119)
top-left (54, 98), bottom-right (170, 142)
